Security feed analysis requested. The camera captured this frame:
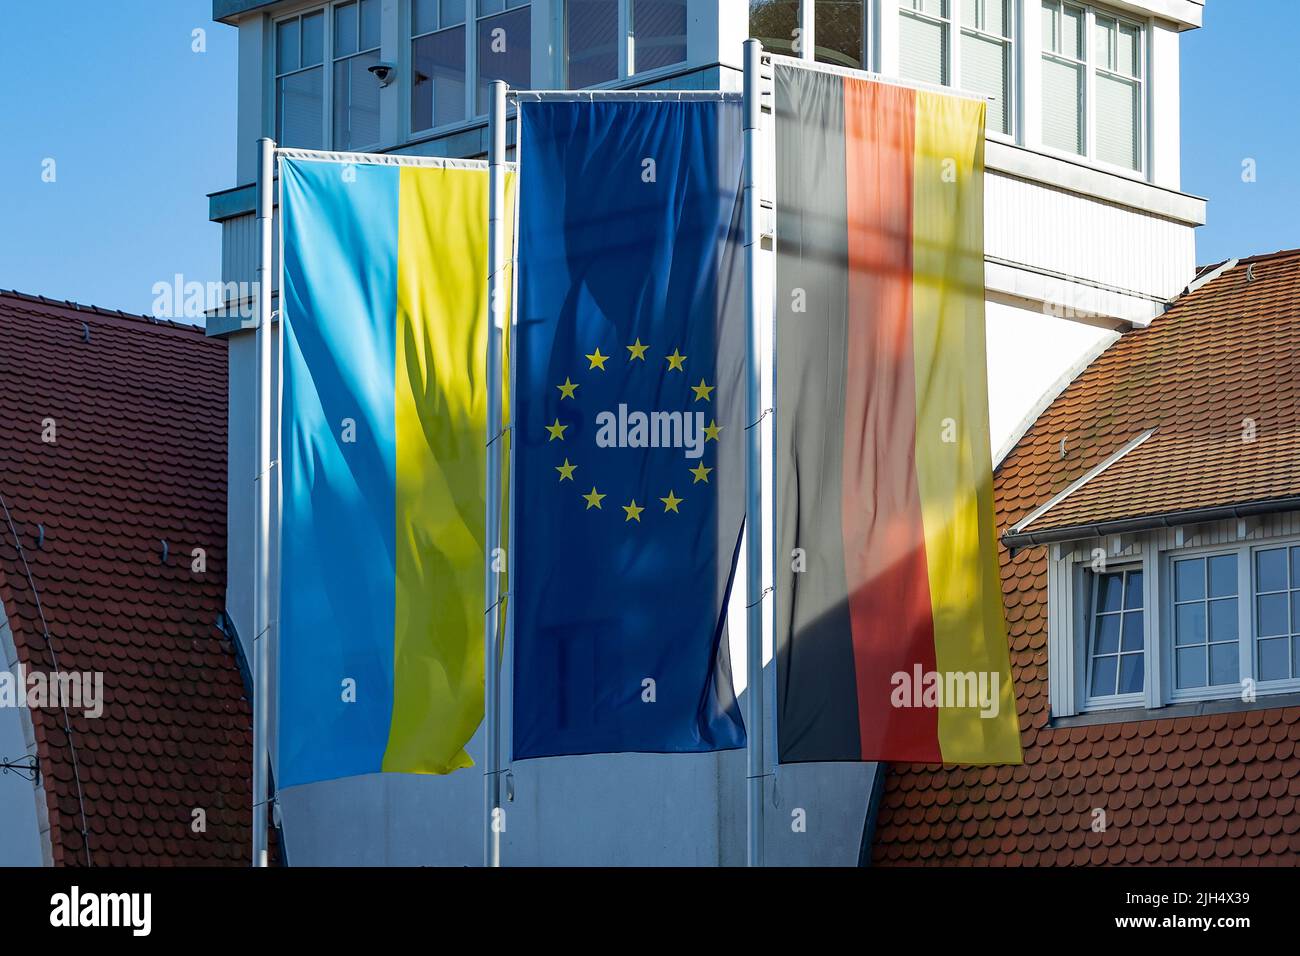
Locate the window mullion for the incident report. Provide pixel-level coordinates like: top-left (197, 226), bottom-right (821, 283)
top-left (466, 2), bottom-right (477, 119)
top-left (1239, 543), bottom-right (1253, 687)
top-left (1082, 6), bottom-right (1095, 161)
top-left (621, 0), bottom-right (631, 78)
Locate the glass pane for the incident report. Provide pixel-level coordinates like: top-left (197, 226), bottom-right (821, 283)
top-left (1176, 647), bottom-right (1206, 689)
top-left (961, 0), bottom-right (977, 28)
top-left (1090, 655), bottom-right (1117, 697)
top-left (1118, 23), bottom-right (1139, 77)
top-left (1094, 15), bottom-right (1114, 70)
top-left (480, 0), bottom-right (506, 13)
top-left (1175, 602), bottom-right (1205, 646)
top-left (277, 68), bottom-right (324, 149)
top-left (1208, 598), bottom-right (1237, 642)
top-left (335, 2), bottom-right (358, 57)
top-left (1209, 643), bottom-right (1237, 686)
top-left (1118, 653), bottom-right (1143, 694)
top-left (1096, 73), bottom-right (1139, 169)
top-left (302, 11), bottom-right (325, 66)
top-left (900, 12), bottom-right (948, 85)
top-left (1258, 593), bottom-right (1288, 637)
top-left (412, 26), bottom-right (466, 130)
top-left (413, 0), bottom-right (438, 35)
top-left (334, 51), bottom-right (381, 149)
top-left (1208, 554), bottom-right (1236, 598)
top-left (752, 1), bottom-right (801, 58)
top-left (277, 18), bottom-right (300, 73)
top-left (1097, 572), bottom-right (1123, 613)
top-left (634, 0), bottom-right (688, 74)
top-left (1257, 548), bottom-right (1288, 592)
top-left (1293, 593), bottom-right (1300, 634)
top-left (1094, 614), bottom-right (1120, 654)
top-left (1291, 547), bottom-right (1300, 588)
top-left (1175, 558), bottom-right (1203, 601)
top-left (443, 0), bottom-right (467, 26)
top-left (1041, 1), bottom-right (1054, 52)
top-left (961, 32), bottom-right (1009, 134)
top-left (1124, 569), bottom-right (1143, 608)
top-left (1041, 57), bottom-right (1082, 154)
top-left (568, 0), bottom-right (619, 87)
top-left (1259, 637), bottom-right (1289, 681)
top-left (477, 8), bottom-right (531, 115)
top-left (360, 0), bottom-right (381, 49)
top-left (1121, 611), bottom-right (1143, 651)
top-left (1062, 4), bottom-right (1083, 58)
top-left (815, 1), bottom-right (864, 70)
top-left (986, 0), bottom-right (1008, 37)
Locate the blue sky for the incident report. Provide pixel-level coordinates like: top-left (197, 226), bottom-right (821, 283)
top-left (0, 1), bottom-right (1292, 316)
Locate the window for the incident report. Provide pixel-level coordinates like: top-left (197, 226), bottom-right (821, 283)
top-left (564, 1), bottom-right (687, 88)
top-left (1172, 554), bottom-right (1239, 691)
top-left (333, 0), bottom-right (382, 149)
top-left (1041, 1), bottom-right (1144, 171)
top-left (1084, 567), bottom-right (1144, 702)
top-left (750, 1), bottom-right (801, 59)
top-left (476, 1), bottom-right (531, 114)
top-left (276, 11), bottom-right (326, 148)
top-left (815, 1), bottom-right (867, 70)
top-left (960, 0), bottom-right (1012, 135)
top-left (1254, 546), bottom-right (1300, 682)
top-left (412, 0), bottom-right (468, 132)
top-left (899, 0), bottom-right (949, 86)
top-left (276, 3), bottom-right (384, 150)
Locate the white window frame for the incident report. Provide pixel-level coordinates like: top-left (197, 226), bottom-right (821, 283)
top-left (331, 0), bottom-right (384, 151)
top-left (1050, 529), bottom-right (1300, 719)
top-left (403, 0), bottom-right (534, 139)
top-left (807, 1), bottom-right (877, 74)
top-left (1039, 0), bottom-right (1147, 176)
top-left (561, 1), bottom-right (691, 90)
top-left (1079, 562), bottom-right (1146, 710)
top-left (273, 0), bottom-right (384, 151)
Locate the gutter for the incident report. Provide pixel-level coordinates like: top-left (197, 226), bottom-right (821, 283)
top-left (1002, 496), bottom-right (1300, 550)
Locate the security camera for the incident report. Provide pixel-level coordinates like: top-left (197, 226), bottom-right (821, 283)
top-left (368, 62), bottom-right (396, 87)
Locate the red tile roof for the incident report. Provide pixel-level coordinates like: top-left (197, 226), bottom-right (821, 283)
top-left (872, 250), bottom-right (1300, 865)
top-left (0, 291), bottom-right (250, 865)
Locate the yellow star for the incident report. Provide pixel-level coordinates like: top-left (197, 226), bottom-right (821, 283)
top-left (703, 419), bottom-right (722, 442)
top-left (555, 458), bottom-right (576, 481)
top-left (689, 462), bottom-right (712, 484)
top-left (691, 378), bottom-right (715, 402)
top-left (626, 338), bottom-right (649, 361)
top-left (583, 486), bottom-right (605, 510)
top-left (546, 418), bottom-right (568, 441)
top-left (623, 499), bottom-right (645, 523)
top-left (556, 377), bottom-right (579, 399)
top-left (586, 347), bottom-right (609, 371)
top-left (660, 490), bottom-right (683, 513)
top-left (665, 348), bottom-right (687, 372)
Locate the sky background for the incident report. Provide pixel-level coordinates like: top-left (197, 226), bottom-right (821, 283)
top-left (0, 0), bottom-right (1294, 317)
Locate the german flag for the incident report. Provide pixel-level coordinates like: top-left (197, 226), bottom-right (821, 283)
top-left (773, 63), bottom-right (1021, 766)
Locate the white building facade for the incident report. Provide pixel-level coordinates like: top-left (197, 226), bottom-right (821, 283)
top-left (206, 0), bottom-right (1207, 865)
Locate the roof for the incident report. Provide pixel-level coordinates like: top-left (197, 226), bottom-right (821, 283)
top-left (1003, 250), bottom-right (1300, 545)
top-left (0, 291), bottom-right (250, 865)
top-left (872, 250), bottom-right (1300, 865)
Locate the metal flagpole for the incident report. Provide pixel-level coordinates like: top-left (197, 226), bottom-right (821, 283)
top-left (742, 38), bottom-right (766, 868)
top-left (484, 79), bottom-right (508, 868)
top-left (252, 135), bottom-right (275, 868)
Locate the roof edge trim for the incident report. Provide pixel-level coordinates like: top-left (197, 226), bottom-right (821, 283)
top-left (1004, 497), bottom-right (1300, 549)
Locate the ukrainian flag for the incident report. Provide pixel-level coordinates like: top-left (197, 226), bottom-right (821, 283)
top-left (278, 156), bottom-right (512, 788)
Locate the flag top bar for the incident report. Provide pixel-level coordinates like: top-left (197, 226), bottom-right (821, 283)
top-left (765, 52), bottom-right (993, 104)
top-left (510, 90), bottom-right (742, 103)
top-left (275, 147), bottom-right (499, 170)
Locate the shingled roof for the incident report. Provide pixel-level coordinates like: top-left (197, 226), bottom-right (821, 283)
top-left (872, 250), bottom-right (1300, 865)
top-left (0, 291), bottom-right (250, 865)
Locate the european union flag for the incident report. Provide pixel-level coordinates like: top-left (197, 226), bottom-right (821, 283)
top-left (513, 98), bottom-right (747, 758)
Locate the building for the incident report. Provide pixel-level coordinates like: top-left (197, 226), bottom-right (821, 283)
top-left (0, 292), bottom-right (249, 866)
top-left (872, 249), bottom-right (1300, 865)
top-left (205, 0), bottom-right (1208, 864)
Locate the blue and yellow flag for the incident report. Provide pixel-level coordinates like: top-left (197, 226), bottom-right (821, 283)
top-left (279, 156), bottom-right (511, 787)
top-left (513, 100), bottom-right (747, 759)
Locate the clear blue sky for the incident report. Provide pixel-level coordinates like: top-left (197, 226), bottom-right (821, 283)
top-left (0, 1), bottom-right (1292, 316)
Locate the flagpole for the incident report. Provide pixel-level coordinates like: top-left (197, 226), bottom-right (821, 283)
top-left (484, 79), bottom-right (508, 869)
top-left (252, 135), bottom-right (275, 868)
top-left (742, 38), bottom-right (766, 868)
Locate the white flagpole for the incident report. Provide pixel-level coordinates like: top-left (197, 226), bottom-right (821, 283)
top-left (484, 79), bottom-right (508, 868)
top-left (252, 135), bottom-right (275, 868)
top-left (742, 39), bottom-right (766, 868)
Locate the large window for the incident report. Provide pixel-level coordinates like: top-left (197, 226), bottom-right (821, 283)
top-left (1041, 1), bottom-right (1144, 171)
top-left (898, 0), bottom-right (1014, 135)
top-left (476, 1), bottom-right (531, 114)
top-left (412, 0), bottom-right (468, 132)
top-left (814, 1), bottom-right (866, 70)
top-left (1172, 554), bottom-right (1239, 691)
top-left (564, 1), bottom-right (687, 88)
top-left (1254, 546), bottom-right (1300, 683)
top-left (750, 1), bottom-right (801, 59)
top-left (1084, 567), bottom-right (1144, 703)
top-left (275, 3), bottom-right (381, 150)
